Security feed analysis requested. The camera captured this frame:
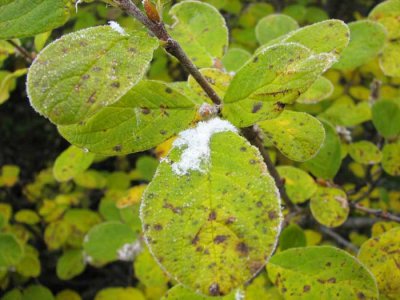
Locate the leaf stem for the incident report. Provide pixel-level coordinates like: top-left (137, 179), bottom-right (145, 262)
top-left (7, 40), bottom-right (33, 63)
top-left (319, 226), bottom-right (359, 254)
top-left (350, 202), bottom-right (400, 223)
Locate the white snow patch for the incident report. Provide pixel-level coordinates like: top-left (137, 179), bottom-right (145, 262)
top-left (117, 240), bottom-right (142, 261)
top-left (235, 289), bottom-right (245, 300)
top-left (171, 118), bottom-right (238, 176)
top-left (108, 21), bottom-right (127, 36)
top-left (83, 252), bottom-right (93, 264)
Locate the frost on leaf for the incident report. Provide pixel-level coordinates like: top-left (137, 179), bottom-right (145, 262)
top-left (108, 21), bottom-right (127, 36)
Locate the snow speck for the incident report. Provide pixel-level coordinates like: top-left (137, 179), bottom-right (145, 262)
top-left (108, 21), bottom-right (127, 36)
top-left (171, 118), bottom-right (238, 176)
top-left (117, 240), bottom-right (142, 261)
top-left (235, 289), bottom-right (245, 300)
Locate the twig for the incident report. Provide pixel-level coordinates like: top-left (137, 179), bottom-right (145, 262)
top-left (7, 40), bottom-right (33, 63)
top-left (319, 226), bottom-right (359, 254)
top-left (351, 203), bottom-right (400, 223)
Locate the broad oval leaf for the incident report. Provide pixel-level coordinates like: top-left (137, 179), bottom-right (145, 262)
top-left (58, 80), bottom-right (199, 155)
top-left (256, 14), bottom-right (299, 45)
top-left (27, 25), bottom-right (158, 125)
top-left (382, 143), bottom-right (400, 176)
top-left (0, 233), bottom-right (24, 268)
top-left (334, 20), bottom-right (386, 70)
top-left (141, 118), bottom-right (282, 296)
top-left (94, 287), bottom-right (145, 300)
top-left (267, 246), bottom-right (379, 299)
top-left (259, 110), bottom-right (325, 162)
top-left (372, 99), bottom-right (400, 138)
top-left (168, 0), bottom-right (228, 68)
top-left (161, 285), bottom-right (235, 300)
top-left (53, 145), bottom-right (95, 182)
top-left (56, 249), bottom-right (86, 280)
top-left (358, 227), bottom-right (400, 298)
top-left (0, 0), bottom-right (70, 39)
top-left (310, 186), bottom-right (349, 228)
top-left (296, 76), bottom-right (333, 104)
top-left (279, 224), bottom-right (306, 251)
top-left (134, 248), bottom-right (169, 287)
top-left (221, 48), bottom-right (251, 72)
top-left (22, 285), bottom-right (54, 300)
top-left (277, 166), bottom-right (317, 204)
top-left (223, 43), bottom-right (336, 127)
top-left (348, 141), bottom-right (382, 165)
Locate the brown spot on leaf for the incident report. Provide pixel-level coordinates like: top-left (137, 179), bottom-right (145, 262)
top-left (357, 292), bottom-right (366, 299)
top-left (165, 87), bottom-right (173, 94)
top-left (209, 283), bottom-right (221, 296)
top-left (87, 92), bottom-right (96, 104)
top-left (268, 211), bottom-right (278, 220)
top-left (153, 224), bottom-right (163, 231)
top-left (113, 145), bottom-right (122, 152)
top-left (236, 242), bottom-right (249, 256)
top-left (252, 102), bottom-right (263, 113)
top-left (225, 216), bottom-right (236, 224)
top-left (111, 82), bottom-right (120, 88)
top-left (214, 235), bottom-right (228, 244)
top-left (303, 285), bottom-right (311, 292)
top-left (141, 107), bottom-right (151, 114)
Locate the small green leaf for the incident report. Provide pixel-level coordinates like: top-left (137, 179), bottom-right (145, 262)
top-left (136, 156), bottom-right (159, 182)
top-left (0, 0), bottom-right (70, 39)
top-left (44, 220), bottom-right (71, 251)
top-left (358, 227), bottom-right (400, 298)
top-left (53, 146), bottom-right (95, 182)
top-left (161, 285), bottom-right (235, 300)
top-left (256, 14), bottom-right (299, 45)
top-left (1, 289), bottom-right (22, 300)
top-left (279, 224), bottom-right (306, 251)
top-left (141, 118), bottom-right (282, 296)
top-left (22, 285), bottom-right (54, 300)
top-left (15, 245), bottom-right (41, 278)
top-left (372, 99), bottom-right (400, 138)
top-left (382, 143), bottom-right (400, 176)
top-left (134, 248), bottom-right (169, 287)
top-left (259, 110), bottom-right (325, 162)
top-left (267, 246), bottom-right (379, 299)
top-left (334, 20), bottom-right (386, 70)
top-left (58, 81), bottom-right (198, 155)
top-left (94, 288), bottom-right (145, 300)
top-left (348, 141), bottom-right (382, 165)
top-left (56, 249), bottom-right (86, 280)
top-left (239, 3), bottom-right (274, 28)
top-left (310, 186), bottom-right (349, 228)
top-left (168, 1), bottom-right (228, 68)
top-left (0, 233), bottom-right (24, 268)
top-left (0, 165), bottom-right (20, 187)
top-left (55, 290), bottom-right (81, 300)
top-left (83, 221), bottom-right (137, 265)
top-left (277, 166), bottom-right (317, 204)
top-left (27, 25), bottom-right (158, 125)
top-left (221, 48), bottom-right (251, 72)
top-left (223, 43), bottom-right (336, 127)
top-left (302, 120), bottom-right (341, 179)
top-left (15, 210), bottom-right (40, 225)
top-left (0, 69), bottom-right (27, 105)
top-left (296, 76), bottom-right (333, 104)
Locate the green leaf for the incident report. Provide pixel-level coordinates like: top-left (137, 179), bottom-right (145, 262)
top-left (161, 285), bottom-right (235, 300)
top-left (53, 146), bottom-right (95, 182)
top-left (0, 233), bottom-right (24, 268)
top-left (27, 25), bottom-right (158, 125)
top-left (372, 99), bottom-right (400, 138)
top-left (267, 246), bottom-right (379, 299)
top-left (256, 14), bottom-right (299, 45)
top-left (259, 110), bottom-right (325, 162)
top-left (277, 166), bottom-right (317, 204)
top-left (83, 221), bottom-right (137, 265)
top-left (94, 288), bottom-right (145, 300)
top-left (302, 120), bottom-right (341, 179)
top-left (141, 118), bottom-right (282, 296)
top-left (15, 209), bottom-right (40, 225)
top-left (239, 3), bottom-right (274, 28)
top-left (58, 80), bottom-right (198, 155)
top-left (168, 1), bottom-right (228, 68)
top-left (279, 224), bottom-right (306, 251)
top-left (1, 289), bottom-right (22, 300)
top-left (358, 227), bottom-right (400, 298)
top-left (382, 143), bottom-right (400, 176)
top-left (221, 48), bottom-right (251, 72)
top-left (56, 249), bottom-right (86, 280)
top-left (134, 248), bottom-right (169, 287)
top-left (296, 76), bottom-right (333, 104)
top-left (348, 141), bottom-right (382, 165)
top-left (0, 69), bottom-right (27, 105)
top-left (22, 285), bottom-right (54, 300)
top-left (369, 0), bottom-right (400, 77)
top-left (0, 165), bottom-right (20, 187)
top-left (44, 221), bottom-right (71, 251)
top-left (310, 186), bottom-right (349, 228)
top-left (15, 245), bottom-right (41, 278)
top-left (334, 20), bottom-right (386, 70)
top-left (0, 0), bottom-right (70, 39)
top-left (135, 156), bottom-right (159, 182)
top-left (223, 43), bottom-right (336, 127)
top-left (55, 290), bottom-right (81, 300)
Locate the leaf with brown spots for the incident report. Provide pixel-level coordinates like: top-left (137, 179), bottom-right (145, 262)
top-left (141, 128), bottom-right (282, 296)
top-left (267, 246), bottom-right (379, 299)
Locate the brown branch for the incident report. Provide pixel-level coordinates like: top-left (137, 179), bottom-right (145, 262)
top-left (319, 226), bottom-right (359, 254)
top-left (351, 203), bottom-right (400, 223)
top-left (7, 40), bottom-right (33, 63)
top-left (114, 0), bottom-right (221, 105)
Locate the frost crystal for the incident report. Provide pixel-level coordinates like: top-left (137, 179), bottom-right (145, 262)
top-left (171, 118), bottom-right (238, 175)
top-left (117, 240), bottom-right (142, 261)
top-left (108, 21), bottom-right (127, 36)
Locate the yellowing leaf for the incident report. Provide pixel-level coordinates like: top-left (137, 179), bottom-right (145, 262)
top-left (0, 165), bottom-right (20, 187)
top-left (56, 249), bottom-right (85, 280)
top-left (382, 143), bottom-right (400, 176)
top-left (372, 99), bottom-right (400, 138)
top-left (296, 76), bottom-right (333, 104)
top-left (116, 185), bottom-right (147, 208)
top-left (95, 288), bottom-right (145, 300)
top-left (0, 233), bottom-right (24, 268)
top-left (348, 141), bottom-right (382, 165)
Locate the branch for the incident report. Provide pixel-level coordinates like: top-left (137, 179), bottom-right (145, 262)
top-left (319, 226), bottom-right (359, 254)
top-left (351, 203), bottom-right (400, 223)
top-left (114, 0), bottom-right (221, 105)
top-left (7, 40), bottom-right (33, 63)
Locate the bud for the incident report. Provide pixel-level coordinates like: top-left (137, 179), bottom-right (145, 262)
top-left (143, 0), bottom-right (161, 23)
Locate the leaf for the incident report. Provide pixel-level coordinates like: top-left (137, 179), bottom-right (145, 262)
top-left (22, 285), bottom-right (54, 300)
top-left (44, 220), bottom-right (71, 250)
top-left (58, 80), bottom-right (198, 155)
top-left (94, 288), bottom-right (145, 300)
top-left (296, 76), bottom-right (333, 104)
top-left (310, 186), bottom-right (349, 228)
top-left (0, 165), bottom-right (20, 187)
top-left (277, 166), bottom-right (317, 204)
top-left (0, 0), bottom-right (70, 39)
top-left (135, 156), bottom-right (159, 182)
top-left (161, 285), bottom-right (235, 300)
top-left (15, 245), bottom-right (41, 278)
top-left (239, 3), bottom-right (274, 28)
top-left (223, 43), bottom-right (336, 127)
top-left (55, 290), bottom-right (81, 300)
top-left (302, 120), bottom-right (341, 179)
top-left (27, 25), bottom-right (158, 125)
top-left (53, 146), bottom-right (95, 182)
top-left (0, 69), bottom-right (27, 105)
top-left (168, 0), bottom-right (228, 68)
top-left (267, 246), bottom-right (379, 299)
top-left (221, 48), bottom-right (251, 72)
top-left (56, 249), bottom-right (86, 280)
top-left (15, 210), bottom-right (40, 225)
top-left (358, 227), bottom-right (400, 299)
top-left (134, 248), bottom-right (169, 287)
top-left (372, 99), bottom-right (400, 138)
top-left (348, 141), bottom-right (382, 165)
top-left (382, 143), bottom-right (400, 176)
top-left (334, 20), bottom-right (386, 70)
top-left (256, 14), bottom-right (299, 45)
top-left (279, 224), bottom-right (306, 251)
top-left (83, 221), bottom-right (137, 265)
top-left (369, 0), bottom-right (400, 77)
top-left (0, 233), bottom-right (24, 268)
top-left (259, 110), bottom-right (325, 162)
top-left (141, 118), bottom-right (282, 296)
